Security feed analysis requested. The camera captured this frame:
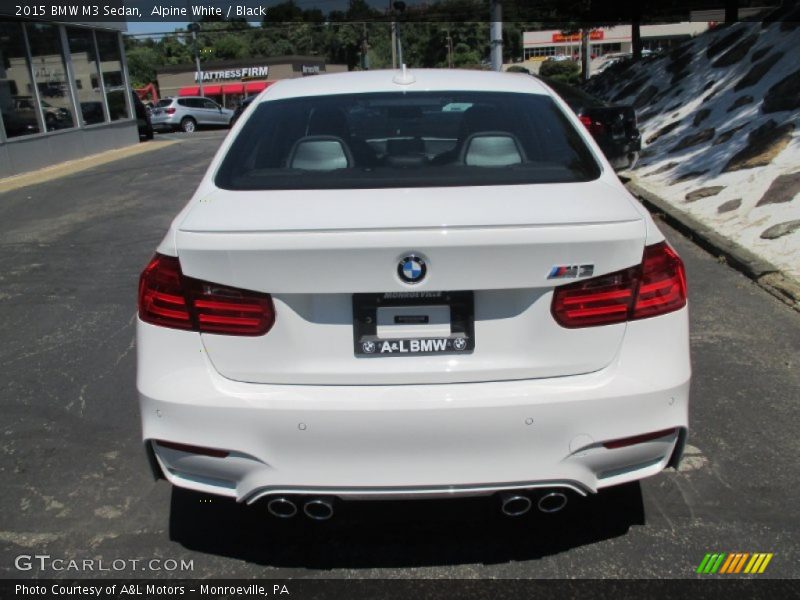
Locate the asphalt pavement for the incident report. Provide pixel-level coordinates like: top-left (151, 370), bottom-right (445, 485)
top-left (1, 130), bottom-right (798, 579)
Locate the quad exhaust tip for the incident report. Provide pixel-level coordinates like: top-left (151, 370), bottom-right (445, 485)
top-left (500, 494), bottom-right (532, 517)
top-left (266, 497), bottom-right (297, 519)
top-left (537, 491), bottom-right (568, 514)
top-left (500, 491), bottom-right (569, 517)
top-left (266, 497), bottom-right (334, 520)
top-left (303, 498), bottom-right (334, 521)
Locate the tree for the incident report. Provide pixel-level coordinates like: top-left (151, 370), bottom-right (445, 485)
top-left (125, 45), bottom-right (160, 87)
top-left (539, 59), bottom-right (580, 84)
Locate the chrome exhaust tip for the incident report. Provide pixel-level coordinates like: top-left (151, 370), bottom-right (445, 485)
top-left (537, 491), bottom-right (568, 514)
top-left (266, 497), bottom-right (297, 519)
top-left (500, 493), bottom-right (532, 517)
top-left (303, 498), bottom-right (334, 521)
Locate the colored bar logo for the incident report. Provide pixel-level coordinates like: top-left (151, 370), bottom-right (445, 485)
top-left (697, 552), bottom-right (773, 574)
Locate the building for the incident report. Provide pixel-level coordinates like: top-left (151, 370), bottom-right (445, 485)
top-left (155, 57), bottom-right (348, 109)
top-left (0, 17), bottom-right (137, 177)
top-left (522, 23), bottom-right (711, 61)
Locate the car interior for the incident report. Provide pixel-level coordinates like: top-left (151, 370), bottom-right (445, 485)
top-left (216, 91), bottom-right (601, 189)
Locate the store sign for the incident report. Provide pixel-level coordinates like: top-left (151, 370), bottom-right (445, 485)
top-left (195, 66), bottom-right (269, 82)
top-left (302, 65), bottom-right (323, 75)
top-left (552, 30), bottom-right (604, 42)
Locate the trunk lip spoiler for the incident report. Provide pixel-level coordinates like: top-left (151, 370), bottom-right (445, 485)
top-left (176, 219), bottom-right (644, 235)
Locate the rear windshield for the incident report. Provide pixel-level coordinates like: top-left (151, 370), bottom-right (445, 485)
top-left (155, 99), bottom-right (172, 108)
top-left (215, 91), bottom-right (600, 190)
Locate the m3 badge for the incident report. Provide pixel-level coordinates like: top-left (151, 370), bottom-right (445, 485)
top-left (547, 264), bottom-right (595, 279)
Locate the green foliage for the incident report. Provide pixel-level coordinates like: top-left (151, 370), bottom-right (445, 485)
top-left (122, 0), bottom-right (548, 87)
top-left (505, 65), bottom-right (531, 74)
top-left (539, 60), bottom-right (581, 84)
top-left (125, 46), bottom-right (160, 87)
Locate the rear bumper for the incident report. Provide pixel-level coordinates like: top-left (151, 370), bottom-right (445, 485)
top-left (137, 308), bottom-right (690, 502)
top-left (151, 115), bottom-right (178, 130)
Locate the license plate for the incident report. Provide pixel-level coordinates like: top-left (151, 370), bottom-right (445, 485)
top-left (353, 291), bottom-right (474, 357)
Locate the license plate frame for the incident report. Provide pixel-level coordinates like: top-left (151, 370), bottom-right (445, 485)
top-left (353, 291), bottom-right (474, 357)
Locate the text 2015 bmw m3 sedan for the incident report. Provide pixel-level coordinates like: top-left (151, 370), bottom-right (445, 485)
top-left (137, 69), bottom-right (689, 520)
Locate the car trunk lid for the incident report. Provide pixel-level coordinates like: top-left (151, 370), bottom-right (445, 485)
top-left (175, 182), bottom-right (646, 384)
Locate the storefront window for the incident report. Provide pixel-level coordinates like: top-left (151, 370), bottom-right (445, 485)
top-left (0, 21), bottom-right (41, 138)
top-left (25, 22), bottom-right (76, 132)
top-left (66, 27), bottom-right (106, 125)
top-left (95, 30), bottom-right (128, 120)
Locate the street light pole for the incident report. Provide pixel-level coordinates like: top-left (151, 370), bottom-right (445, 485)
top-left (490, 0), bottom-right (503, 72)
top-left (188, 22), bottom-right (204, 96)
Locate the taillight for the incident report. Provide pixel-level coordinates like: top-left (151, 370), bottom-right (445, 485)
top-left (579, 114), bottom-right (605, 136)
top-left (552, 241), bottom-right (687, 328)
top-left (165, 107), bottom-right (176, 114)
top-left (138, 254), bottom-right (275, 336)
top-left (632, 242), bottom-right (687, 319)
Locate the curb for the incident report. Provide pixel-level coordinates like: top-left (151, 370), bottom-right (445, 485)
top-left (626, 179), bottom-right (800, 312)
top-left (0, 138), bottom-right (179, 195)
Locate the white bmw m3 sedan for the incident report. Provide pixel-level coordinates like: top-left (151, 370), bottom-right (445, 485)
top-left (137, 69), bottom-right (690, 520)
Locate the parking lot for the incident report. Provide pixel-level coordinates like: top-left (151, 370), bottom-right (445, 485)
top-left (1, 130), bottom-right (798, 578)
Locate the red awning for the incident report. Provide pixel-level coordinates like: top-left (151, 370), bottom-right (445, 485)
top-left (202, 85), bottom-right (222, 96)
top-left (222, 83), bottom-right (244, 95)
top-left (178, 86), bottom-right (200, 97)
top-left (245, 81), bottom-right (273, 94)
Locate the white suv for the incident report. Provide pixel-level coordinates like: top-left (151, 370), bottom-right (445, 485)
top-left (137, 69), bottom-right (690, 521)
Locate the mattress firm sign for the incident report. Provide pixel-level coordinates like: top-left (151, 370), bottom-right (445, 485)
top-left (195, 66), bottom-right (269, 82)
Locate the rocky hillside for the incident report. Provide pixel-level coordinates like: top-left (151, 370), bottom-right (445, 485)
top-left (586, 10), bottom-right (800, 286)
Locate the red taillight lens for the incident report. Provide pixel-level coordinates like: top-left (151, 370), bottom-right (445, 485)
top-left (138, 254), bottom-right (192, 330)
top-left (552, 241), bottom-right (687, 328)
top-left (551, 266), bottom-right (638, 328)
top-left (632, 242), bottom-right (687, 320)
top-left (138, 254), bottom-right (275, 336)
top-left (165, 107), bottom-right (176, 114)
top-left (579, 114), bottom-right (605, 136)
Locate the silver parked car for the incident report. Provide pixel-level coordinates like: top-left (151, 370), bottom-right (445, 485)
top-left (150, 96), bottom-right (234, 133)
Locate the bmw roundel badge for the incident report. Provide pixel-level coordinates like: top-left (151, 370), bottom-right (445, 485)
top-left (398, 255), bottom-right (427, 284)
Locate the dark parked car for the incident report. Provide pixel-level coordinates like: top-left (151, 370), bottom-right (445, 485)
top-left (541, 78), bottom-right (641, 170)
top-left (230, 95), bottom-right (257, 127)
top-left (132, 91), bottom-right (154, 140)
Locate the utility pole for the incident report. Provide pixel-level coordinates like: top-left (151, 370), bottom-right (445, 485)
top-left (446, 30), bottom-right (453, 68)
top-left (188, 22), bottom-right (204, 96)
top-left (581, 28), bottom-right (590, 82)
top-left (490, 0), bottom-right (502, 71)
top-left (393, 2), bottom-right (406, 67)
top-left (361, 23), bottom-right (370, 70)
top-left (389, 0), bottom-right (397, 68)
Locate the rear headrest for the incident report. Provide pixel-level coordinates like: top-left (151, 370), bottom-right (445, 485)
top-left (462, 132), bottom-right (524, 167)
top-left (288, 136), bottom-right (352, 171)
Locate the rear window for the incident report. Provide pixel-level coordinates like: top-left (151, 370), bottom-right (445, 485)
top-left (155, 99), bottom-right (172, 108)
top-left (215, 91), bottom-right (600, 190)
